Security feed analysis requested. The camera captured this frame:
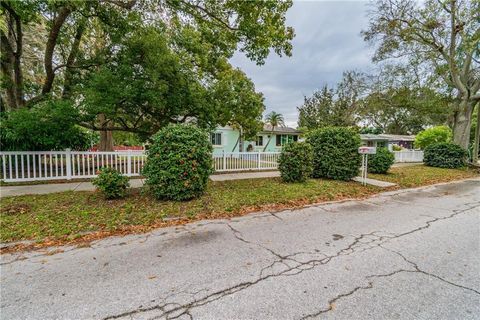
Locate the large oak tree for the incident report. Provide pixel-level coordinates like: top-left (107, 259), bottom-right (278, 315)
top-left (363, 0), bottom-right (480, 148)
top-left (1, 0), bottom-right (294, 149)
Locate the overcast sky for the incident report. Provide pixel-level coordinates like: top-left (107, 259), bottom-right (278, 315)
top-left (230, 0), bottom-right (376, 127)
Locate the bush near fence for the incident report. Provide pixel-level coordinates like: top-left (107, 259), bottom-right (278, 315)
top-left (278, 142), bottom-right (313, 183)
top-left (142, 124), bottom-right (213, 201)
top-left (367, 147), bottom-right (395, 174)
top-left (308, 127), bottom-right (361, 181)
top-left (424, 142), bottom-right (467, 169)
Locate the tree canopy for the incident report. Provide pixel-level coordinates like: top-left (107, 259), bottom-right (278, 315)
top-left (0, 0), bottom-right (294, 149)
top-left (363, 0), bottom-right (480, 148)
top-left (298, 71), bottom-right (364, 131)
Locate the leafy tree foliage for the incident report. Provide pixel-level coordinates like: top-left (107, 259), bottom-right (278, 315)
top-left (414, 126), bottom-right (452, 150)
top-left (360, 127), bottom-right (383, 134)
top-left (263, 111), bottom-right (285, 151)
top-left (0, 0), bottom-right (294, 149)
top-left (0, 100), bottom-right (91, 151)
top-left (142, 124), bottom-right (213, 201)
top-left (298, 71), bottom-right (364, 131)
top-left (359, 87), bottom-right (451, 135)
top-left (363, 0), bottom-right (480, 148)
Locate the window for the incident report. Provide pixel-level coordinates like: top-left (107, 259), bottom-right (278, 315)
top-left (256, 135), bottom-right (263, 146)
top-left (276, 134), bottom-right (298, 146)
top-left (210, 133), bottom-right (222, 146)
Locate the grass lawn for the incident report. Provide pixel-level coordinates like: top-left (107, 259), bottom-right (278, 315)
top-left (1, 164), bottom-right (477, 250)
top-left (369, 164), bottom-right (478, 188)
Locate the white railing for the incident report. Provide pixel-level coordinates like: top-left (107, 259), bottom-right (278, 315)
top-left (0, 150), bottom-right (146, 182)
top-left (213, 152), bottom-right (280, 172)
top-left (393, 150), bottom-right (424, 163)
top-left (0, 150), bottom-right (280, 182)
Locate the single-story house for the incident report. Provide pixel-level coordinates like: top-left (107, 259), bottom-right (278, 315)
top-left (211, 125), bottom-right (301, 154)
top-left (360, 134), bottom-right (416, 150)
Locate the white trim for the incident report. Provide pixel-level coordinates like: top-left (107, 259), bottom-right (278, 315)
top-left (211, 132), bottom-right (223, 147)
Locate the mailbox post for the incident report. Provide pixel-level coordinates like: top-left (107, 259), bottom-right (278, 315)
top-left (358, 147), bottom-right (376, 185)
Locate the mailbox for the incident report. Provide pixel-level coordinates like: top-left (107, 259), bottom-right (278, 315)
top-left (358, 146), bottom-right (376, 155)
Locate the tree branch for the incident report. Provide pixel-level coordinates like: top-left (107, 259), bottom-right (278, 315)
top-left (172, 0), bottom-right (239, 31)
top-left (62, 22), bottom-right (86, 98)
top-left (41, 5), bottom-right (72, 95)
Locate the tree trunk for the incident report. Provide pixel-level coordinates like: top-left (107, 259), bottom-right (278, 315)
top-left (263, 127), bottom-right (275, 152)
top-left (239, 126), bottom-right (244, 152)
top-left (98, 114), bottom-right (114, 151)
top-left (452, 99), bottom-right (474, 149)
top-left (473, 103), bottom-right (480, 164)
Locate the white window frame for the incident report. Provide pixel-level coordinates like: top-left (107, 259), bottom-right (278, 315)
top-left (211, 132), bottom-right (223, 147)
top-left (256, 135), bottom-right (264, 146)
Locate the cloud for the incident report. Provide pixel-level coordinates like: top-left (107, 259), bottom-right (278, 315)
top-left (230, 0), bottom-right (375, 127)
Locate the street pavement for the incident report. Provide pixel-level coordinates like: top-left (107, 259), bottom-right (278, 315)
top-left (1, 178), bottom-right (479, 319)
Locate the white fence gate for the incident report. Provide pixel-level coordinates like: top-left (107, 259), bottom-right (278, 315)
top-left (393, 150), bottom-right (424, 163)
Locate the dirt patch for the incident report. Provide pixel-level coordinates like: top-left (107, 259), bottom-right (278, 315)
top-left (1, 203), bottom-right (31, 216)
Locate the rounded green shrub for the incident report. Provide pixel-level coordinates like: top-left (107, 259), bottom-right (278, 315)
top-left (278, 142), bottom-right (313, 183)
top-left (367, 147), bottom-right (395, 174)
top-left (414, 126), bottom-right (452, 150)
top-left (307, 127), bottom-right (361, 180)
top-left (424, 142), bottom-right (467, 168)
top-left (391, 144), bottom-right (403, 151)
top-left (142, 124), bottom-right (213, 201)
top-left (92, 167), bottom-right (130, 199)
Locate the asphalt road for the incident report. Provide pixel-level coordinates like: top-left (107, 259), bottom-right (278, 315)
top-left (1, 179), bottom-right (479, 320)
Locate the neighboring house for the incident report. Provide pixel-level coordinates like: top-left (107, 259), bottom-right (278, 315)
top-left (211, 125), bottom-right (301, 154)
top-left (360, 134), bottom-right (416, 150)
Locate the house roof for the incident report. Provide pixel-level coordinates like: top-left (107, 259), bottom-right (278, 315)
top-left (261, 124), bottom-right (300, 134)
top-left (380, 134), bottom-right (416, 141)
top-left (360, 134), bottom-right (416, 142)
top-left (360, 134), bottom-right (389, 141)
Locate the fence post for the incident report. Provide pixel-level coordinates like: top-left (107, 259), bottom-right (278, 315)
top-left (257, 152), bottom-right (261, 169)
top-left (127, 151), bottom-right (132, 176)
top-left (223, 150), bottom-right (226, 171)
top-left (66, 148), bottom-right (72, 180)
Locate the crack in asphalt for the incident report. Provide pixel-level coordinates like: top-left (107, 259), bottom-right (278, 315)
top-left (102, 199), bottom-right (480, 320)
top-left (379, 245), bottom-right (480, 295)
top-left (298, 204), bottom-right (480, 319)
top-left (299, 245), bottom-right (480, 320)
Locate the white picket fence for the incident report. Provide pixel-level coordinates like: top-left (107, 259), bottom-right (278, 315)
top-left (0, 149), bottom-right (423, 182)
top-left (0, 150), bottom-right (281, 182)
top-left (393, 150), bottom-right (424, 163)
top-left (212, 152), bottom-right (280, 172)
top-left (0, 150), bottom-right (146, 182)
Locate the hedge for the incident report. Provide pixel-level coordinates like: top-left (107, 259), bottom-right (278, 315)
top-left (278, 142), bottom-right (313, 182)
top-left (424, 142), bottom-right (467, 168)
top-left (307, 127), bottom-right (361, 180)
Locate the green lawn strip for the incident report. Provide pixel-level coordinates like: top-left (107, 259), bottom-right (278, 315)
top-left (369, 164), bottom-right (478, 188)
top-left (1, 166), bottom-right (478, 244)
top-left (0, 178), bottom-right (378, 243)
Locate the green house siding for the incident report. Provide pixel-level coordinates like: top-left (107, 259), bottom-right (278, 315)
top-left (211, 127), bottom-right (241, 155)
top-left (211, 126), bottom-right (299, 154)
